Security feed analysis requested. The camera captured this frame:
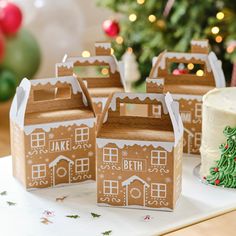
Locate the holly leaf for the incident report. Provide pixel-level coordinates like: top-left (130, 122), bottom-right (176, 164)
top-left (0, 191), bottom-right (7, 196)
top-left (66, 215), bottom-right (80, 219)
top-left (102, 230), bottom-right (112, 235)
top-left (91, 212), bottom-right (101, 218)
top-left (6, 201), bottom-right (16, 206)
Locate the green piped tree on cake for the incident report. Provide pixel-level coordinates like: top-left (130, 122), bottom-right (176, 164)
top-left (206, 126), bottom-right (236, 188)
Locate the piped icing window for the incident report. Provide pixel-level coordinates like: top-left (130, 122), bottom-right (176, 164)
top-left (195, 103), bottom-right (202, 118)
top-left (151, 150), bottom-right (167, 166)
top-left (103, 148), bottom-right (118, 163)
top-left (32, 164), bottom-right (46, 179)
top-left (75, 127), bottom-right (89, 142)
top-left (103, 180), bottom-right (118, 195)
top-left (31, 132), bottom-right (45, 148)
top-left (75, 158), bottom-right (89, 173)
top-left (194, 132), bottom-right (202, 147)
top-left (151, 183), bottom-right (167, 198)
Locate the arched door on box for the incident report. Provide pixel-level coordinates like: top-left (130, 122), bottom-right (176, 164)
top-left (49, 155), bottom-right (74, 186)
top-left (122, 175), bottom-right (149, 207)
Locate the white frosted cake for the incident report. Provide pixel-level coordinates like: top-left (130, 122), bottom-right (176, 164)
top-left (200, 87), bottom-right (236, 187)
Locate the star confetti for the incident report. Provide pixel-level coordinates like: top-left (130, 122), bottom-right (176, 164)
top-left (6, 201), bottom-right (16, 206)
top-left (0, 191), bottom-right (7, 196)
top-left (102, 230), bottom-right (112, 235)
top-left (56, 195), bottom-right (68, 202)
top-left (91, 212), bottom-right (101, 218)
top-left (41, 217), bottom-right (53, 225)
top-left (143, 215), bottom-right (153, 221)
top-left (66, 215), bottom-right (80, 219)
top-left (43, 210), bottom-right (55, 218)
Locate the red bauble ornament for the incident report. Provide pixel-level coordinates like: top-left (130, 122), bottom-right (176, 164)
top-left (214, 167), bottom-right (219, 172)
top-left (173, 69), bottom-right (188, 75)
top-left (215, 179), bottom-right (220, 185)
top-left (102, 19), bottom-right (120, 37)
top-left (0, 2), bottom-right (22, 35)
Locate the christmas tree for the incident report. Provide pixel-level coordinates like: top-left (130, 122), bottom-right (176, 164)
top-left (206, 126), bottom-right (236, 188)
top-left (98, 0), bottom-right (236, 85)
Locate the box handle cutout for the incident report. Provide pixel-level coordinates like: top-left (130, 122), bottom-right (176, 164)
top-left (73, 65), bottom-right (110, 78)
top-left (33, 85), bottom-right (72, 102)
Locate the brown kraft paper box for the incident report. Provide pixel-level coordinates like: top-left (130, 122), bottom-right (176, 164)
top-left (55, 42), bottom-right (125, 121)
top-left (146, 39), bottom-right (225, 155)
top-left (10, 76), bottom-right (96, 190)
top-left (96, 92), bottom-right (183, 211)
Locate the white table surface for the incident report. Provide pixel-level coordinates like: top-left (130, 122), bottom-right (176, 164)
top-left (0, 156), bottom-right (236, 236)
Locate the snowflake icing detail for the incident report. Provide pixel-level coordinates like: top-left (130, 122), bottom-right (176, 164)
top-left (49, 133), bottom-right (54, 139)
top-left (122, 151), bottom-right (128, 157)
top-left (99, 174), bottom-right (104, 178)
top-left (88, 151), bottom-right (94, 157)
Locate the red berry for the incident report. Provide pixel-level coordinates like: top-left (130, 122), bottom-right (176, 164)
top-left (215, 179), bottom-right (220, 185)
top-left (173, 69), bottom-right (188, 75)
top-left (203, 176), bottom-right (206, 180)
top-left (214, 167), bottom-right (219, 172)
top-left (234, 157), bottom-right (236, 161)
top-left (0, 2), bottom-right (22, 35)
top-left (225, 144), bottom-right (228, 149)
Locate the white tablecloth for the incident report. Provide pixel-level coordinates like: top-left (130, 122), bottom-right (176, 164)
top-left (0, 156), bottom-right (236, 236)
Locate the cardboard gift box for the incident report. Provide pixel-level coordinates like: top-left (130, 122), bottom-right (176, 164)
top-left (146, 39), bottom-right (225, 155)
top-left (96, 92), bottom-right (183, 211)
top-left (10, 76), bottom-right (96, 190)
top-left (55, 42), bottom-right (125, 120)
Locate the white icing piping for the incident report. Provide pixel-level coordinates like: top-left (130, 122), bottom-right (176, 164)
top-left (158, 52), bottom-right (211, 73)
top-left (191, 40), bottom-right (208, 48)
top-left (172, 94), bottom-right (202, 101)
top-left (49, 155), bottom-right (74, 168)
top-left (146, 78), bottom-right (164, 86)
top-left (24, 118), bottom-right (96, 135)
top-left (31, 76), bottom-right (81, 95)
top-left (95, 42), bottom-right (111, 49)
top-left (97, 138), bottom-right (174, 152)
top-left (66, 56), bottom-right (118, 74)
top-left (109, 92), bottom-right (168, 114)
top-left (122, 175), bottom-right (149, 187)
top-left (92, 97), bottom-right (107, 103)
top-left (56, 61), bottom-right (73, 69)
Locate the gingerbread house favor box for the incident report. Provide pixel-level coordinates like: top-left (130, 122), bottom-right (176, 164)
top-left (146, 39), bottom-right (225, 155)
top-left (10, 76), bottom-right (96, 190)
top-left (96, 92), bottom-right (183, 211)
top-left (56, 42), bottom-right (125, 118)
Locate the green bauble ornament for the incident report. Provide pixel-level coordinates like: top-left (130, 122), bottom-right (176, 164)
top-left (1, 29), bottom-right (41, 81)
top-left (0, 70), bottom-right (17, 101)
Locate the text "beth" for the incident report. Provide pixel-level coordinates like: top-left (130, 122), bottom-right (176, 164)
top-left (123, 159), bottom-right (145, 172)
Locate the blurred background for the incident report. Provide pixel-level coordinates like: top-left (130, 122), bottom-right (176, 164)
top-left (1, 0), bottom-right (236, 156)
